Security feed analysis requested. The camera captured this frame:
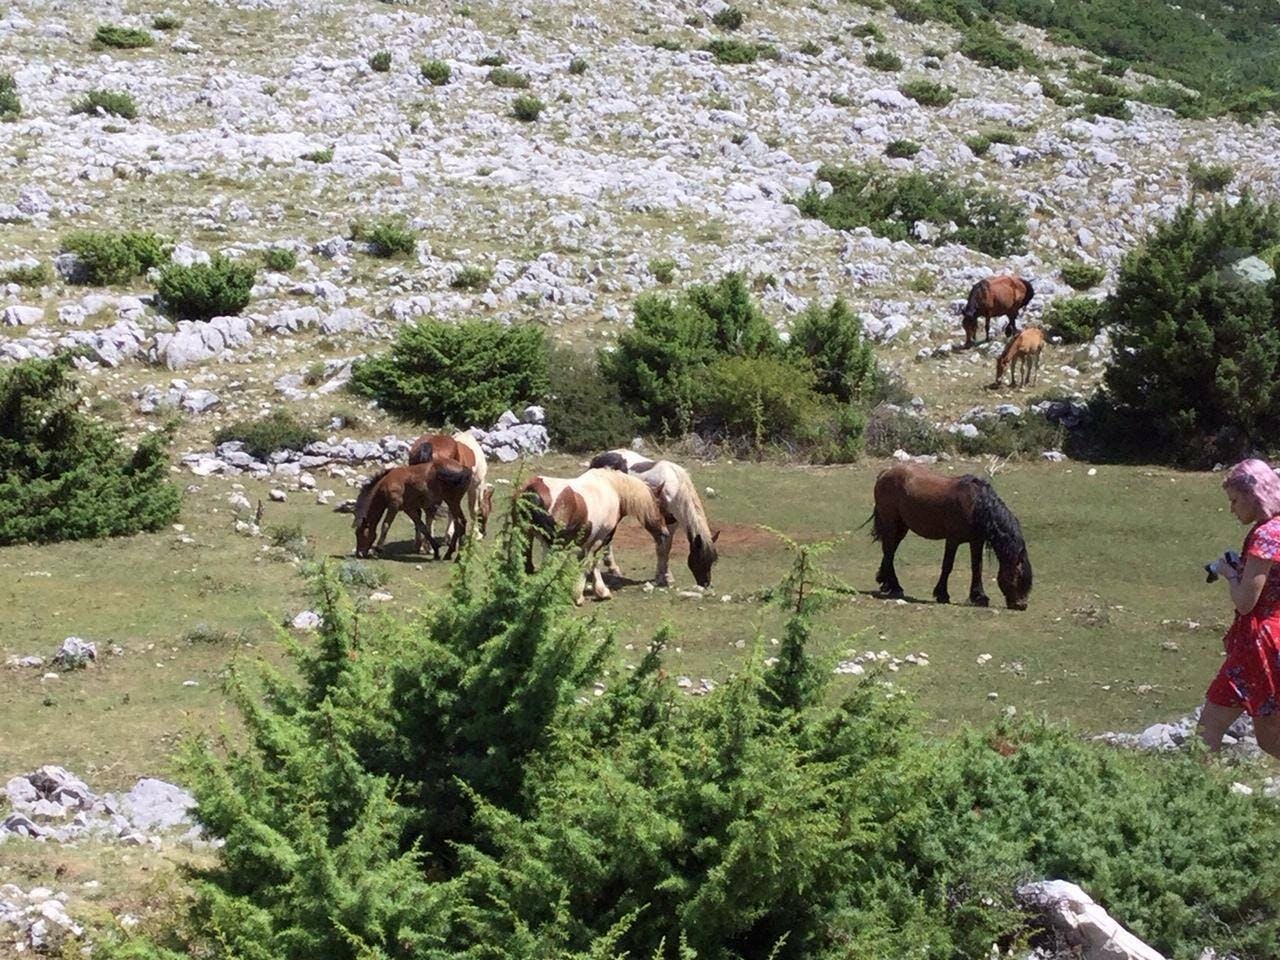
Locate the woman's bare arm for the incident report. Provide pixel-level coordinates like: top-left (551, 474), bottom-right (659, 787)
top-left (1229, 555), bottom-right (1273, 615)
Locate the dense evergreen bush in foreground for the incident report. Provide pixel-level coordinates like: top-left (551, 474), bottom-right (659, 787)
top-left (0, 357), bottom-right (179, 545)
top-left (101, 534), bottom-right (1280, 960)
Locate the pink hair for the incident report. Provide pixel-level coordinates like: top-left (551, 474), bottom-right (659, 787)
top-left (1223, 459), bottom-right (1280, 519)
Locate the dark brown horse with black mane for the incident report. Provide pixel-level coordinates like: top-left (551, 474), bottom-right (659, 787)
top-left (353, 461), bottom-right (472, 560)
top-left (869, 463), bottom-right (1032, 609)
top-left (961, 275), bottom-right (1035, 348)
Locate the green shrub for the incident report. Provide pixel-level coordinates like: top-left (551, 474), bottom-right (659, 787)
top-left (266, 521), bottom-right (312, 560)
top-left (787, 297), bottom-right (878, 404)
top-left (545, 346), bottom-right (637, 452)
top-left (214, 410), bottom-right (319, 461)
top-left (151, 14), bottom-right (181, 30)
top-left (421, 59), bottom-right (451, 85)
top-left (922, 43), bottom-right (948, 58)
top-left (351, 319), bottom-right (549, 425)
top-left (1059, 259), bottom-right (1105, 290)
top-left (757, 43), bottom-right (781, 61)
top-left (93, 25), bottom-right (153, 49)
top-left (477, 52), bottom-right (508, 67)
top-left (865, 403), bottom-right (946, 456)
top-left (369, 50), bottom-right (392, 72)
top-left (1105, 195), bottom-right (1280, 464)
top-left (450, 264), bottom-right (492, 289)
top-left (954, 410), bottom-right (1063, 457)
top-left (899, 77), bottom-right (954, 106)
top-left (1080, 71), bottom-right (1124, 97)
top-left (0, 73), bottom-right (20, 121)
top-left (350, 216), bottom-right (417, 257)
top-left (705, 38), bottom-right (758, 64)
top-left (71, 89), bottom-right (138, 119)
top-left (155, 255), bottom-right (255, 320)
top-left (798, 39), bottom-right (823, 56)
top-left (964, 133), bottom-right (991, 155)
top-left (648, 257), bottom-right (676, 284)
top-left (0, 261), bottom-right (52, 287)
top-left (487, 66), bottom-right (529, 89)
top-left (884, 138), bottom-right (920, 158)
top-left (908, 269), bottom-right (937, 292)
top-left (1135, 81), bottom-right (1204, 118)
top-left (263, 247), bottom-right (297, 272)
top-left (711, 6), bottom-right (745, 29)
top-left (61, 230), bottom-right (171, 286)
top-left (849, 21), bottom-right (886, 40)
top-left (893, 0), bottom-right (930, 23)
top-left (865, 48), bottom-right (902, 70)
top-left (1189, 160), bottom-right (1235, 193)
top-left (982, 125), bottom-right (1018, 145)
top-left (1044, 295), bottom-right (1106, 343)
top-left (568, 56), bottom-right (588, 75)
top-left (793, 163), bottom-right (1028, 256)
top-left (957, 22), bottom-right (1037, 70)
top-left (698, 355), bottom-right (828, 449)
top-left (1101, 57), bottom-right (1128, 76)
top-left (511, 93), bottom-right (544, 121)
top-left (300, 146), bottom-right (334, 163)
top-left (601, 272), bottom-right (781, 434)
top-left (1083, 93), bottom-right (1133, 120)
top-left (651, 37), bottom-right (684, 52)
top-left (0, 357), bottom-right (179, 545)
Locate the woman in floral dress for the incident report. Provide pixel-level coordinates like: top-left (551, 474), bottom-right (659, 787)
top-left (1201, 459), bottom-right (1280, 760)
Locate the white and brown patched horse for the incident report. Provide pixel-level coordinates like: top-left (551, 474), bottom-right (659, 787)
top-left (519, 468), bottom-right (668, 605)
top-left (408, 430), bottom-right (494, 541)
top-left (588, 449), bottom-right (719, 588)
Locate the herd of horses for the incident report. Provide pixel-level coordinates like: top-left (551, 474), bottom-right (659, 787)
top-left (347, 275), bottom-right (1040, 609)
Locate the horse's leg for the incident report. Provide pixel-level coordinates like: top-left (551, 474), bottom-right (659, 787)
top-left (411, 508), bottom-right (437, 559)
top-left (445, 505), bottom-right (466, 560)
top-left (654, 520), bottom-right (675, 586)
top-left (875, 517), bottom-right (907, 598)
top-left (1005, 308), bottom-right (1020, 338)
top-left (984, 315), bottom-right (991, 342)
top-left (593, 533), bottom-right (615, 597)
top-left (377, 506), bottom-right (399, 552)
top-left (603, 541), bottom-right (623, 579)
top-left (466, 483), bottom-right (480, 540)
top-left (968, 539), bottom-right (990, 607)
top-left (933, 539), bottom-right (959, 604)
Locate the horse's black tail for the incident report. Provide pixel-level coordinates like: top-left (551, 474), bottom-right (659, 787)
top-left (435, 460), bottom-right (472, 490)
top-left (858, 511), bottom-right (879, 540)
top-left (589, 451), bottom-right (630, 472)
top-left (408, 439), bottom-right (433, 466)
top-left (969, 478), bottom-right (1032, 592)
top-left (1022, 278), bottom-right (1035, 306)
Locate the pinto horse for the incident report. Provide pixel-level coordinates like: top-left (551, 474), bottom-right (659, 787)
top-left (869, 463), bottom-right (1032, 609)
top-left (353, 461), bottom-right (472, 560)
top-left (520, 468), bottom-right (668, 605)
top-left (407, 430), bottom-right (494, 539)
top-left (994, 326), bottom-right (1045, 388)
top-left (588, 449), bottom-right (719, 588)
top-left (961, 275), bottom-right (1035, 348)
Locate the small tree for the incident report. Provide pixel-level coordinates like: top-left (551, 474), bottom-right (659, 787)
top-left (787, 298), bottom-right (877, 404)
top-left (545, 346), bottom-right (637, 452)
top-left (0, 357), bottom-right (180, 545)
top-left (0, 73), bottom-right (20, 121)
top-left (61, 230), bottom-right (171, 285)
top-left (351, 318), bottom-right (549, 425)
top-left (156, 255), bottom-right (255, 319)
top-left (1104, 196), bottom-right (1280, 463)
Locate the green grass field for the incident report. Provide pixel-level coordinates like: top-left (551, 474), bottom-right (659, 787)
top-left (0, 455), bottom-right (1241, 792)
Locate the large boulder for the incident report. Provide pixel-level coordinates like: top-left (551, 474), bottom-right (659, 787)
top-left (1221, 255), bottom-right (1276, 288)
top-left (1016, 880), bottom-right (1167, 960)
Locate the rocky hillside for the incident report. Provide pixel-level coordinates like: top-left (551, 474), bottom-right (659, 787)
top-left (1, 0), bottom-right (1278, 438)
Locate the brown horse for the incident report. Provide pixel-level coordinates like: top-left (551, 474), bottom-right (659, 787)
top-left (994, 326), bottom-right (1046, 388)
top-left (408, 431), bottom-right (493, 538)
top-left (869, 463), bottom-right (1032, 609)
top-left (961, 275), bottom-right (1035, 348)
top-left (353, 461), bottom-right (472, 560)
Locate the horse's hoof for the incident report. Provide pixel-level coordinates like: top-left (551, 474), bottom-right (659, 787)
top-left (882, 588), bottom-right (905, 600)
top-left (971, 594), bottom-right (990, 608)
top-left (934, 594), bottom-right (950, 605)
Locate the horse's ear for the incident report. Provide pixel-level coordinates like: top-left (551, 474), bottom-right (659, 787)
top-left (712, 530), bottom-right (721, 544)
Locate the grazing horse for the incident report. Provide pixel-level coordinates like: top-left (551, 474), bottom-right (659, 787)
top-left (961, 275), bottom-right (1035, 347)
top-left (408, 430), bottom-right (494, 539)
top-left (353, 461), bottom-right (472, 560)
top-left (589, 449), bottom-right (720, 588)
top-left (520, 468), bottom-right (668, 605)
top-left (994, 326), bottom-right (1045, 388)
top-left (869, 463), bottom-right (1032, 610)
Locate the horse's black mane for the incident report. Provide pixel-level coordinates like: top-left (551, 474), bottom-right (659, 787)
top-left (967, 477), bottom-right (1032, 591)
top-left (354, 468), bottom-right (392, 526)
top-left (962, 279), bottom-right (986, 319)
top-left (589, 451), bottom-right (631, 472)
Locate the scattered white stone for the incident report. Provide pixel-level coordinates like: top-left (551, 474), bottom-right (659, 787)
top-left (269, 488), bottom-right (287, 502)
top-left (291, 610), bottom-right (322, 631)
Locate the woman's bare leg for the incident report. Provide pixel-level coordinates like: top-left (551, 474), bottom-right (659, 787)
top-left (1199, 701), bottom-right (1245, 752)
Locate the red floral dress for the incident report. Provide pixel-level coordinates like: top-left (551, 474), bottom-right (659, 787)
top-left (1207, 516), bottom-right (1280, 717)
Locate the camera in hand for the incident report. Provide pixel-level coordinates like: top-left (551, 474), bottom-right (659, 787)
top-left (1205, 550), bottom-right (1242, 583)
